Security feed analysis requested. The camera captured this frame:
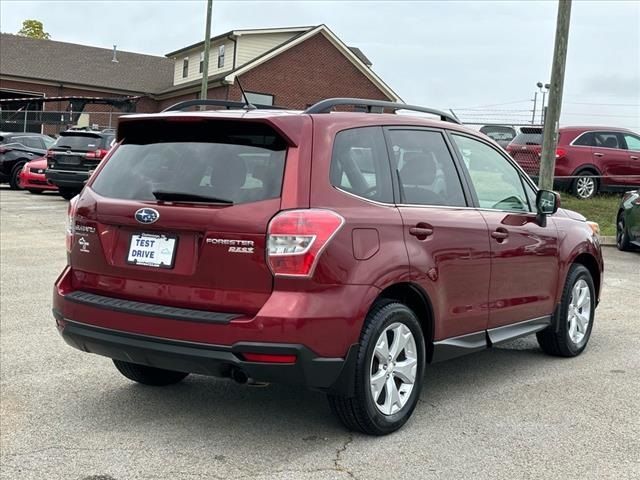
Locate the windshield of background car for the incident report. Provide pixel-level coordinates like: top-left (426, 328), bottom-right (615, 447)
top-left (90, 119), bottom-right (287, 205)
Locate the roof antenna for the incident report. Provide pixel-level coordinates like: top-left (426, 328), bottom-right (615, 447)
top-left (235, 76), bottom-right (256, 110)
top-left (112, 45), bottom-right (119, 63)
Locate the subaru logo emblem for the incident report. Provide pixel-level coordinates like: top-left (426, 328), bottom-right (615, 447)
top-left (135, 208), bottom-right (159, 224)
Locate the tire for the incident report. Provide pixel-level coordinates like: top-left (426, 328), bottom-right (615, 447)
top-left (537, 264), bottom-right (595, 357)
top-left (9, 161), bottom-right (27, 190)
top-left (328, 302), bottom-right (426, 435)
top-left (58, 187), bottom-right (79, 200)
top-left (572, 171), bottom-right (599, 199)
top-left (616, 211), bottom-right (632, 251)
top-left (113, 359), bottom-right (189, 386)
top-left (28, 189), bottom-right (44, 195)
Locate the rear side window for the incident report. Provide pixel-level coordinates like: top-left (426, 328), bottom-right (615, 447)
top-left (54, 134), bottom-right (105, 151)
top-left (91, 120), bottom-right (287, 205)
top-left (573, 132), bottom-right (596, 146)
top-left (14, 136), bottom-right (44, 149)
top-left (387, 129), bottom-right (466, 207)
top-left (330, 127), bottom-right (393, 203)
top-left (594, 132), bottom-right (621, 149)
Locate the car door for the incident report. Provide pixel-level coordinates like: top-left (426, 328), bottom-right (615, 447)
top-left (385, 127), bottom-right (491, 343)
top-left (592, 131), bottom-right (634, 186)
top-left (449, 133), bottom-right (560, 330)
top-left (621, 133), bottom-right (640, 187)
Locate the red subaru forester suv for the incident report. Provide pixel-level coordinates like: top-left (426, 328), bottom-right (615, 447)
top-left (54, 98), bottom-right (603, 435)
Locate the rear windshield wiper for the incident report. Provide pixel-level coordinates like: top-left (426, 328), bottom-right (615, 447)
top-left (152, 190), bottom-right (234, 204)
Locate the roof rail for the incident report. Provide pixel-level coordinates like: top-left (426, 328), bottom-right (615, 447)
top-left (161, 99), bottom-right (284, 112)
top-left (303, 98), bottom-right (461, 124)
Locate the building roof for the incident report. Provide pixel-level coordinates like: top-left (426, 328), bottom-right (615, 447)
top-left (0, 33), bottom-right (174, 94)
top-left (164, 26), bottom-right (314, 57)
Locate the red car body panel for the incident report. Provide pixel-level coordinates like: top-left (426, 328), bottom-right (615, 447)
top-left (18, 157), bottom-right (58, 191)
top-left (508, 126), bottom-right (640, 189)
top-left (52, 108), bottom-right (604, 393)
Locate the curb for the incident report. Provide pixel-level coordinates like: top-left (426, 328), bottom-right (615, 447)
top-left (600, 236), bottom-right (616, 246)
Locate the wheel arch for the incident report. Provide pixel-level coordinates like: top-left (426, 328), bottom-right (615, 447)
top-left (372, 282), bottom-right (435, 361)
top-left (571, 252), bottom-right (601, 303)
top-left (571, 164), bottom-right (602, 177)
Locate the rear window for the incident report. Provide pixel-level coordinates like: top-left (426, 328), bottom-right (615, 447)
top-left (91, 120), bottom-right (287, 205)
top-left (511, 131), bottom-right (543, 145)
top-left (53, 133), bottom-right (108, 151)
top-left (479, 126), bottom-right (516, 143)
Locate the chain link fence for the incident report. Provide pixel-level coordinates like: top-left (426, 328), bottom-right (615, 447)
top-left (0, 109), bottom-right (130, 136)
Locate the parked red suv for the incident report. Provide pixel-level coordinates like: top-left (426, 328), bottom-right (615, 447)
top-left (53, 98), bottom-right (603, 435)
top-left (506, 126), bottom-right (640, 199)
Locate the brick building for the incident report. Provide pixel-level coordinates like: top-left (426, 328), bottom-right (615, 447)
top-left (0, 25), bottom-right (400, 133)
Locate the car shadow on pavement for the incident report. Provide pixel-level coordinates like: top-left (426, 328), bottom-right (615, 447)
top-left (70, 337), bottom-right (551, 438)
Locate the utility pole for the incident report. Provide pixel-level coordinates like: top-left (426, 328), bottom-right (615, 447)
top-left (531, 91), bottom-right (538, 125)
top-left (538, 0), bottom-right (572, 191)
top-left (199, 0), bottom-right (213, 102)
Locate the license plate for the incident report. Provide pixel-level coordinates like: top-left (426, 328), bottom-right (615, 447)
top-left (127, 233), bottom-right (177, 269)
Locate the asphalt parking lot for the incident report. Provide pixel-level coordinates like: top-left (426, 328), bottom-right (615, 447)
top-left (1, 187), bottom-right (638, 480)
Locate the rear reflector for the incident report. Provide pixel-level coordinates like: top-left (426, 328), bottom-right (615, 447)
top-left (267, 209), bottom-right (344, 277)
top-left (242, 353), bottom-right (297, 364)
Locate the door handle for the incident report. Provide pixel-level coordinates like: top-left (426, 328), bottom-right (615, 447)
top-left (631, 156), bottom-right (639, 160)
top-left (593, 152), bottom-right (604, 157)
top-left (491, 228), bottom-right (509, 242)
top-left (409, 224), bottom-right (434, 240)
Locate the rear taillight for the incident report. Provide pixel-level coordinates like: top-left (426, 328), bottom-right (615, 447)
top-left (85, 149), bottom-right (108, 159)
top-left (267, 209), bottom-right (344, 277)
top-left (65, 197), bottom-right (78, 253)
top-left (0, 147), bottom-right (9, 154)
top-left (555, 148), bottom-right (567, 159)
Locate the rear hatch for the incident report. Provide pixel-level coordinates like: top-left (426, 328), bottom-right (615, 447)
top-left (70, 118), bottom-right (288, 316)
top-left (49, 132), bottom-right (112, 171)
top-left (506, 128), bottom-right (543, 176)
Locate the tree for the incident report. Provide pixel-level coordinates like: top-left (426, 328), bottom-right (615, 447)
top-left (17, 20), bottom-right (50, 39)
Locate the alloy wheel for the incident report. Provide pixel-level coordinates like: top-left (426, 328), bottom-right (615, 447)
top-left (567, 279), bottom-right (591, 345)
top-left (576, 177), bottom-right (595, 199)
top-left (369, 322), bottom-right (418, 415)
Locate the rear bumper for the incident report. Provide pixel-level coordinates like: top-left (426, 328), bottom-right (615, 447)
top-left (53, 267), bottom-right (379, 395)
top-left (55, 312), bottom-right (358, 394)
top-left (45, 169), bottom-right (89, 189)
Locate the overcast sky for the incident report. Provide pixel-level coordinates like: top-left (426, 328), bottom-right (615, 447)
top-left (1, 0), bottom-right (638, 129)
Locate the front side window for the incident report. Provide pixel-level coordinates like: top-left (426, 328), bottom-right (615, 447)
top-left (330, 127), bottom-right (392, 203)
top-left (182, 57), bottom-right (189, 78)
top-left (387, 129), bottom-right (466, 207)
top-left (452, 134), bottom-right (530, 212)
top-left (245, 92), bottom-right (274, 106)
top-left (218, 45), bottom-right (225, 68)
top-left (14, 136), bottom-right (42, 149)
top-left (623, 134), bottom-right (640, 151)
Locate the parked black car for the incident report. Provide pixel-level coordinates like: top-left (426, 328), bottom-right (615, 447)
top-left (617, 190), bottom-right (640, 251)
top-left (0, 132), bottom-right (55, 189)
top-left (46, 129), bottom-right (115, 200)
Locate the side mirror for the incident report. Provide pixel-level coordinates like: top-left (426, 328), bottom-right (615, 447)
top-left (536, 189), bottom-right (560, 215)
top-left (536, 189), bottom-right (559, 226)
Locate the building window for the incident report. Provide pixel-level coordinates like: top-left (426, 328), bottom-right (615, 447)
top-left (245, 92), bottom-right (274, 106)
top-left (218, 45), bottom-right (225, 68)
top-left (182, 57), bottom-right (189, 78)
top-left (199, 52), bottom-right (204, 73)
